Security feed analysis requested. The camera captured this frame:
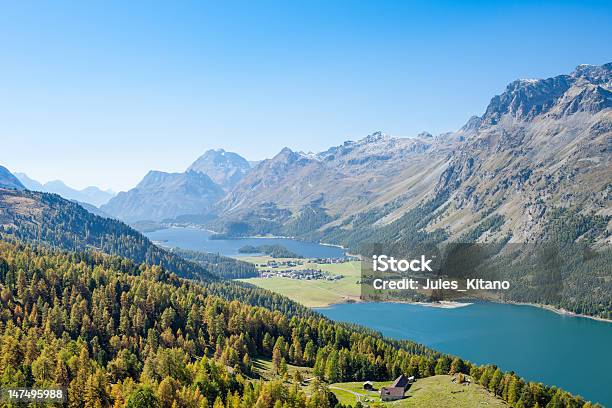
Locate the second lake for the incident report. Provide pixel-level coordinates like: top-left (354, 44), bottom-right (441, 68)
top-left (145, 226), bottom-right (346, 258)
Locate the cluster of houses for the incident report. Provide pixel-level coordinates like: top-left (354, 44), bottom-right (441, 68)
top-left (313, 257), bottom-right (353, 264)
top-left (254, 257), bottom-right (352, 281)
top-left (363, 375), bottom-right (415, 402)
top-left (257, 258), bottom-right (353, 268)
top-left (264, 259), bottom-right (304, 268)
top-left (259, 268), bottom-right (343, 281)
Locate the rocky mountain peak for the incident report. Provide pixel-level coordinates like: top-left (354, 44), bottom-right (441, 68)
top-left (417, 131), bottom-right (433, 139)
top-left (102, 170), bottom-right (224, 222)
top-left (187, 148), bottom-right (251, 189)
top-left (459, 116), bottom-right (483, 133)
top-left (360, 131), bottom-right (389, 144)
top-left (135, 170), bottom-right (219, 191)
top-left (271, 147), bottom-right (302, 163)
top-left (481, 75), bottom-right (572, 124)
top-left (571, 63), bottom-right (612, 86)
top-left (472, 62), bottom-right (611, 128)
top-left (136, 170), bottom-right (172, 189)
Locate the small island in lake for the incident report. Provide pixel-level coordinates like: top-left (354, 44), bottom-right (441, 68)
top-left (238, 244), bottom-right (303, 258)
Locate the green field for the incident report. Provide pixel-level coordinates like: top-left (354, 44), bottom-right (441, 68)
top-left (252, 357), bottom-right (314, 381)
top-left (330, 376), bottom-right (508, 407)
top-left (238, 257), bottom-right (362, 307)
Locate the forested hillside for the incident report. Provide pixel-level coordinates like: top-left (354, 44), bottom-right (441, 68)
top-left (170, 247), bottom-right (258, 279)
top-left (0, 188), bottom-right (214, 281)
top-left (0, 240), bottom-right (599, 407)
top-left (0, 188), bottom-right (320, 318)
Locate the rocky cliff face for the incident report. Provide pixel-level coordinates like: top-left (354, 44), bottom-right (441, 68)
top-left (480, 64), bottom-right (611, 126)
top-left (430, 63), bottom-right (611, 243)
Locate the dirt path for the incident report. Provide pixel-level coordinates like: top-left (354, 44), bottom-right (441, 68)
top-left (329, 386), bottom-right (365, 403)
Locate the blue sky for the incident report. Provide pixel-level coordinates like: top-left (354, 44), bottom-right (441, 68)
top-left (1, 1), bottom-right (611, 191)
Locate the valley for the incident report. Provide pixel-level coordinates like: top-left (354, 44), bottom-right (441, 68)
top-left (2, 2), bottom-right (611, 407)
top-left (135, 225), bottom-right (612, 405)
top-left (77, 63), bottom-right (610, 321)
top-left (0, 61), bottom-right (610, 408)
top-left (238, 256), bottom-right (361, 308)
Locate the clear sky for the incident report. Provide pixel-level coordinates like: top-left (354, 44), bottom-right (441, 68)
top-left (1, 0), bottom-right (611, 191)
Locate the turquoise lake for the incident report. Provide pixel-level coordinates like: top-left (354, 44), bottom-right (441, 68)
top-left (145, 226), bottom-right (346, 258)
top-left (146, 227), bottom-right (611, 406)
top-left (317, 301), bottom-right (612, 407)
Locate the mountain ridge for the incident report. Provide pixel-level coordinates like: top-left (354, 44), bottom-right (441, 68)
top-left (63, 63), bottom-right (611, 250)
top-left (0, 187), bottom-right (215, 280)
top-left (15, 172), bottom-right (115, 207)
top-left (0, 166), bottom-right (25, 190)
top-left (212, 63), bottom-right (611, 247)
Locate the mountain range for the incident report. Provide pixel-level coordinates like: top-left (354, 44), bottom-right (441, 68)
top-left (101, 62), bottom-right (608, 250)
top-left (0, 63), bottom-right (610, 319)
top-left (0, 187), bottom-right (215, 281)
top-left (15, 172), bottom-right (115, 207)
top-left (7, 63), bottom-right (611, 249)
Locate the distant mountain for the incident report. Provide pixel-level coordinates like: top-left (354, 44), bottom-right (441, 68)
top-left (0, 188), bottom-right (215, 280)
top-left (14, 173), bottom-right (115, 207)
top-left (216, 131), bottom-right (456, 236)
top-left (0, 166), bottom-right (25, 190)
top-left (74, 200), bottom-right (114, 218)
top-left (14, 172), bottom-right (43, 190)
top-left (101, 170), bottom-right (225, 222)
top-left (187, 148), bottom-right (251, 189)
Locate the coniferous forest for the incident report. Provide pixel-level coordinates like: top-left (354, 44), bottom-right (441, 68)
top-left (2, 4), bottom-right (611, 406)
top-left (0, 239), bottom-right (600, 407)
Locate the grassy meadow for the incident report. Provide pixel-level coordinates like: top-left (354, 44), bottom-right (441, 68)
top-left (330, 375), bottom-right (508, 407)
top-left (237, 257), bottom-right (362, 307)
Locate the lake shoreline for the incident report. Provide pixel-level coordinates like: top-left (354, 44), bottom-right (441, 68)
top-left (317, 300), bottom-right (612, 407)
top-left (145, 225), bottom-right (347, 260)
top-left (315, 298), bottom-right (473, 310)
top-left (506, 301), bottom-right (612, 324)
top-left (147, 224), bottom-right (350, 249)
top-left (148, 226), bottom-right (611, 324)
top-left (324, 297), bottom-right (612, 323)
